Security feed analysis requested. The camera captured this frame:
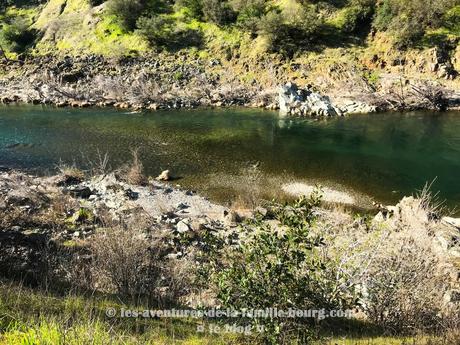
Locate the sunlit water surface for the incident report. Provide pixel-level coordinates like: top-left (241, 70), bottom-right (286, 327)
top-left (1, 105), bottom-right (459, 209)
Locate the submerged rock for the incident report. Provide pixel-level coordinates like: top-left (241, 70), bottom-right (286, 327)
top-left (281, 182), bottom-right (355, 205)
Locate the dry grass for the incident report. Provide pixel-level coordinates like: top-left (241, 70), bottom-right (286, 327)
top-left (116, 149), bottom-right (147, 186)
top-left (416, 179), bottom-right (450, 219)
top-left (85, 226), bottom-right (192, 305)
top-left (56, 161), bottom-right (85, 181)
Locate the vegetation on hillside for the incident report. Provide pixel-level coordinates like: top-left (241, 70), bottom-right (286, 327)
top-left (1, 0), bottom-right (459, 57)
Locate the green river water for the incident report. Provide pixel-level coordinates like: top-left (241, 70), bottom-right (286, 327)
top-left (1, 105), bottom-right (459, 208)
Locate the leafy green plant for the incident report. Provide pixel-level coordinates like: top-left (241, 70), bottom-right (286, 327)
top-left (443, 5), bottom-right (460, 34)
top-left (177, 0), bottom-right (204, 19)
top-left (202, 0), bottom-right (237, 26)
top-left (137, 14), bottom-right (203, 49)
top-left (0, 16), bottom-right (37, 53)
top-left (137, 15), bottom-right (175, 46)
top-left (233, 0), bottom-right (268, 33)
top-left (373, 0), bottom-right (456, 48)
top-left (258, 6), bottom-right (322, 56)
top-left (340, 0), bottom-right (375, 34)
top-left (106, 0), bottom-right (146, 31)
top-left (202, 191), bottom-right (358, 344)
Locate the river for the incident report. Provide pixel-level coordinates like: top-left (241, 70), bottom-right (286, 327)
top-left (1, 105), bottom-right (459, 208)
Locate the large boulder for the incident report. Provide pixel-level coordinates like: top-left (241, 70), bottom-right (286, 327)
top-left (279, 82), bottom-right (342, 117)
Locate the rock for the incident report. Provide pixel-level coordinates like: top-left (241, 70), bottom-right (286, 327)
top-left (6, 189), bottom-right (35, 207)
top-left (190, 218), bottom-right (208, 231)
top-left (340, 100), bottom-right (378, 114)
top-left (223, 210), bottom-right (241, 226)
top-left (444, 289), bottom-right (460, 303)
top-left (176, 220), bottom-right (191, 233)
top-left (156, 170), bottom-right (171, 181)
top-left (279, 82), bottom-right (341, 117)
top-left (56, 174), bottom-right (83, 187)
top-left (176, 202), bottom-right (189, 210)
top-left (255, 206), bottom-right (268, 217)
top-left (373, 211), bottom-right (385, 223)
top-left (125, 189), bottom-right (139, 200)
top-left (64, 186), bottom-right (93, 199)
top-left (442, 217), bottom-right (460, 229)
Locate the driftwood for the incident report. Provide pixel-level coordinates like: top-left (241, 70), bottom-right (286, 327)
top-left (411, 82), bottom-right (448, 111)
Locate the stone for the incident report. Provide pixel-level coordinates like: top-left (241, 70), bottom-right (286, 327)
top-left (6, 189), bottom-right (34, 207)
top-left (442, 217), bottom-right (460, 229)
top-left (444, 289), bottom-right (460, 303)
top-left (156, 170), bottom-right (171, 181)
top-left (125, 189), bottom-right (139, 200)
top-left (56, 174), bottom-right (83, 187)
top-left (279, 82), bottom-right (341, 117)
top-left (340, 100), bottom-right (377, 114)
top-left (176, 202), bottom-right (189, 210)
top-left (88, 195), bottom-right (98, 201)
top-left (176, 220), bottom-right (191, 233)
top-left (255, 206), bottom-right (268, 217)
top-left (64, 186), bottom-right (93, 199)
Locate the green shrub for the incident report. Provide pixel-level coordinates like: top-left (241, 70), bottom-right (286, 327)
top-left (373, 0), bottom-right (457, 48)
top-left (340, 0), bottom-right (375, 34)
top-left (106, 0), bottom-right (146, 31)
top-left (258, 6), bottom-right (322, 55)
top-left (444, 5), bottom-right (460, 34)
top-left (233, 0), bottom-right (268, 33)
top-left (137, 15), bottom-right (174, 46)
top-left (0, 16), bottom-right (36, 53)
top-left (202, 0), bottom-right (236, 25)
top-left (201, 192), bottom-right (357, 344)
top-left (177, 0), bottom-right (203, 19)
top-left (137, 14), bottom-right (203, 48)
top-left (373, 0), bottom-right (395, 31)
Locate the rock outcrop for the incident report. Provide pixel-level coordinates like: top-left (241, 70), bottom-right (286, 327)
top-left (279, 82), bottom-right (342, 117)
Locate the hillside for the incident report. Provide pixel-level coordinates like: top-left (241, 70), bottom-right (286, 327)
top-left (0, 1), bottom-right (460, 112)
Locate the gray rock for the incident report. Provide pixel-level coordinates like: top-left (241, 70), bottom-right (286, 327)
top-left (125, 189), bottom-right (139, 200)
top-left (279, 82), bottom-right (341, 117)
top-left (64, 186), bottom-right (93, 199)
top-left (156, 170), bottom-right (171, 181)
top-left (176, 202), bottom-right (189, 210)
top-left (177, 220), bottom-right (191, 233)
top-left (442, 217), bottom-right (460, 229)
top-left (56, 174), bottom-right (82, 187)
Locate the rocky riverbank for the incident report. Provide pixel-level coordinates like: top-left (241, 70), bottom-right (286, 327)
top-left (1, 168), bottom-right (460, 286)
top-left (1, 53), bottom-right (460, 116)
